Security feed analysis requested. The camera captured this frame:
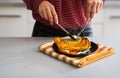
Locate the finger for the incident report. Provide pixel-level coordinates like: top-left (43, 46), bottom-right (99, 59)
top-left (51, 6), bottom-right (58, 24)
top-left (39, 12), bottom-right (44, 18)
top-left (47, 8), bottom-right (54, 25)
top-left (96, 2), bottom-right (100, 13)
top-left (86, 2), bottom-right (92, 20)
top-left (90, 2), bottom-right (97, 19)
top-left (100, 0), bottom-right (103, 9)
top-left (38, 7), bottom-right (45, 18)
top-left (42, 9), bottom-right (48, 20)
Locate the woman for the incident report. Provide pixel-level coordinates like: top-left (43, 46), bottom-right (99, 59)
top-left (23, 0), bottom-right (105, 37)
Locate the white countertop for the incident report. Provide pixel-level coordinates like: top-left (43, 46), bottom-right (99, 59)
top-left (0, 37), bottom-right (120, 78)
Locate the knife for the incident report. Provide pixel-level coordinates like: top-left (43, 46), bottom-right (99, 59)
top-left (57, 24), bottom-right (76, 40)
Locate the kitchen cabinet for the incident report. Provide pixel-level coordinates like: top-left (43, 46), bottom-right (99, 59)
top-left (0, 4), bottom-right (35, 37)
top-left (0, 5), bottom-right (27, 37)
top-left (104, 8), bottom-right (120, 37)
top-left (91, 9), bottom-right (104, 38)
top-left (92, 4), bottom-right (120, 38)
top-left (27, 10), bottom-right (35, 37)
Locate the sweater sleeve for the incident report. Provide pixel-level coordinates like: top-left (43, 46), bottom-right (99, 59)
top-left (23, 0), bottom-right (44, 13)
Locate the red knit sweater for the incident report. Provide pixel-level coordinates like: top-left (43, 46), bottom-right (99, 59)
top-left (23, 0), bottom-right (105, 30)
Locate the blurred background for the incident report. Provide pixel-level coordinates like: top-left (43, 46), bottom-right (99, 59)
top-left (0, 0), bottom-right (120, 37)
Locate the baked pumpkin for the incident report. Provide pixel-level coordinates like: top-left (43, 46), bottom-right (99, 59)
top-left (54, 37), bottom-right (91, 55)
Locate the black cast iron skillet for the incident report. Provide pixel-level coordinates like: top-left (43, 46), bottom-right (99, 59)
top-left (52, 41), bottom-right (98, 58)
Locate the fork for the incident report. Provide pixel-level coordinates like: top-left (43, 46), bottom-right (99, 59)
top-left (57, 19), bottom-right (90, 40)
top-left (77, 19), bottom-right (91, 39)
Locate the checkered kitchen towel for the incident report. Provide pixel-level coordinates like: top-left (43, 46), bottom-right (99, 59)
top-left (39, 39), bottom-right (115, 68)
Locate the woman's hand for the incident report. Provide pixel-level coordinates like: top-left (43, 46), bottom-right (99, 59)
top-left (38, 1), bottom-right (58, 25)
top-left (86, 0), bottom-right (103, 20)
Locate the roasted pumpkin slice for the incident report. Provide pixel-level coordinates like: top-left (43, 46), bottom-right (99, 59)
top-left (54, 37), bottom-right (91, 54)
